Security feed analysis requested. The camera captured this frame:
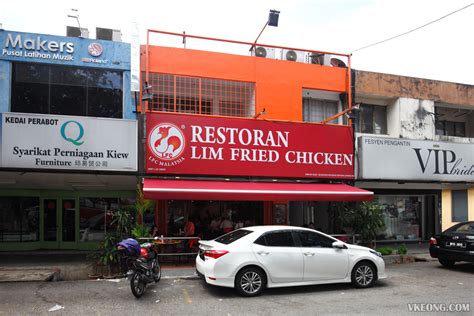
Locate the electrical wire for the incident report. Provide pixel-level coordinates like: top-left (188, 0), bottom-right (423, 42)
top-left (351, 3), bottom-right (473, 53)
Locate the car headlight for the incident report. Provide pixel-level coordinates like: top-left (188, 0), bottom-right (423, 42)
top-left (370, 250), bottom-right (383, 258)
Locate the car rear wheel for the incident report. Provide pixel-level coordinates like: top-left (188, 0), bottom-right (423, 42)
top-left (235, 267), bottom-right (266, 297)
top-left (438, 259), bottom-right (455, 267)
top-left (351, 261), bottom-right (377, 288)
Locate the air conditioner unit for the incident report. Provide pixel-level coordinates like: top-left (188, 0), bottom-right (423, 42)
top-left (330, 57), bottom-right (347, 68)
top-left (281, 49), bottom-right (305, 62)
top-left (66, 26), bottom-right (89, 38)
top-left (251, 46), bottom-right (275, 59)
top-left (307, 53), bottom-right (348, 67)
top-left (307, 52), bottom-right (331, 65)
top-left (96, 27), bottom-right (122, 42)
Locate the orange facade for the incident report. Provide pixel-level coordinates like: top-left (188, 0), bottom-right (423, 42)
top-left (140, 33), bottom-right (355, 234)
top-left (141, 45), bottom-right (349, 122)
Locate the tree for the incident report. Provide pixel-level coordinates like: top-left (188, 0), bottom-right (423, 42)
top-left (343, 201), bottom-right (385, 247)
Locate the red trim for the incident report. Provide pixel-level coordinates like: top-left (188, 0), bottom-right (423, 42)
top-left (143, 179), bottom-right (373, 202)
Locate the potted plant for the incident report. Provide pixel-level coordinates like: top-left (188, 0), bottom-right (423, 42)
top-left (131, 224), bottom-right (151, 239)
top-left (99, 232), bottom-right (119, 278)
top-left (396, 243), bottom-right (414, 263)
top-left (376, 246), bottom-right (395, 256)
top-left (111, 207), bottom-right (133, 240)
top-left (87, 250), bottom-right (104, 279)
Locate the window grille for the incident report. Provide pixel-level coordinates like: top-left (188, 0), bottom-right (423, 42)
top-left (147, 73), bottom-right (255, 117)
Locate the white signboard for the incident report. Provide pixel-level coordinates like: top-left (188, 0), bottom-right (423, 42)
top-left (358, 136), bottom-right (474, 182)
top-left (1, 113), bottom-right (137, 171)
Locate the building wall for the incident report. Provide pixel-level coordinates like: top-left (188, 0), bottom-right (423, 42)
top-left (388, 97), bottom-right (435, 140)
top-left (441, 190), bottom-right (453, 231)
top-left (141, 46), bottom-right (349, 122)
top-left (356, 70), bottom-right (473, 238)
top-left (441, 188), bottom-right (474, 231)
top-left (355, 70), bottom-right (474, 107)
top-left (0, 30), bottom-right (138, 251)
top-left (0, 30), bottom-right (135, 119)
top-left (470, 188), bottom-right (474, 224)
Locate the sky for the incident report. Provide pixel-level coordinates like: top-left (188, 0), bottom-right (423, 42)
top-left (1, 0), bottom-right (473, 85)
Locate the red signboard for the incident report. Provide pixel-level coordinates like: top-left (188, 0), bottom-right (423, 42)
top-left (146, 113), bottom-right (354, 179)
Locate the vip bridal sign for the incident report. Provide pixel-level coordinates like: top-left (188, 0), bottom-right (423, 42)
top-left (358, 136), bottom-right (474, 182)
top-left (146, 113), bottom-right (355, 179)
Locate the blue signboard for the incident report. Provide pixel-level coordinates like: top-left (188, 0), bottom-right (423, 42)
top-left (0, 30), bottom-right (130, 70)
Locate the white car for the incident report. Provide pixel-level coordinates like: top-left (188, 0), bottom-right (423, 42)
top-left (196, 226), bottom-right (386, 296)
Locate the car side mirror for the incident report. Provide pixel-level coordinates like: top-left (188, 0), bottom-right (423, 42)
top-left (332, 241), bottom-right (347, 249)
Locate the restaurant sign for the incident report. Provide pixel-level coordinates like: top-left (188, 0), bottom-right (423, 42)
top-left (1, 113), bottom-right (137, 171)
top-left (146, 113), bottom-right (354, 179)
top-left (358, 136), bottom-right (474, 182)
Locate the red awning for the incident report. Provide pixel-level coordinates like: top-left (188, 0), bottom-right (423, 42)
top-left (143, 179), bottom-right (373, 202)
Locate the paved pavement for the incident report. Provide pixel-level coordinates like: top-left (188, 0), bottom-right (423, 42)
top-left (0, 252), bottom-right (198, 281)
top-left (0, 242), bottom-right (432, 281)
top-left (0, 261), bottom-right (472, 315)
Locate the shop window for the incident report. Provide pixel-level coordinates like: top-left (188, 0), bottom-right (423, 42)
top-left (165, 200), bottom-right (263, 239)
top-left (0, 197), bottom-right (39, 242)
top-left (147, 73), bottom-right (255, 118)
top-left (377, 196), bottom-right (421, 241)
top-left (452, 190), bottom-right (468, 222)
top-left (12, 63), bottom-right (123, 118)
top-left (303, 98), bottom-right (338, 123)
top-left (79, 197), bottom-right (135, 242)
top-left (354, 104), bottom-right (387, 134)
top-left (435, 120), bottom-right (466, 137)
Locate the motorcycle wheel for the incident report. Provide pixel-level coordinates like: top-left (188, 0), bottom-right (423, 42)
top-left (130, 271), bottom-right (146, 298)
top-left (153, 260), bottom-right (161, 283)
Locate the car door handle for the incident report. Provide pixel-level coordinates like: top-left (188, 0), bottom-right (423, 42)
top-left (303, 252), bottom-right (315, 256)
top-left (257, 251), bottom-right (270, 256)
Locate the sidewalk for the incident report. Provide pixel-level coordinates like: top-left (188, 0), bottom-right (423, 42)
top-left (0, 251), bottom-right (198, 282)
top-left (0, 242), bottom-right (433, 282)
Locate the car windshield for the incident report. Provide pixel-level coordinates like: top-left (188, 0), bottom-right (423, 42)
top-left (446, 222), bottom-right (474, 234)
top-left (215, 229), bottom-right (252, 245)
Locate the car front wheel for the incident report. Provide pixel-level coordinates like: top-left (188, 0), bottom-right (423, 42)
top-left (351, 262), bottom-right (377, 288)
top-left (235, 267), bottom-right (266, 297)
top-left (438, 259), bottom-right (455, 267)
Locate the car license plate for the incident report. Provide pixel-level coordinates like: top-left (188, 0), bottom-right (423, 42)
top-left (445, 242), bottom-right (466, 248)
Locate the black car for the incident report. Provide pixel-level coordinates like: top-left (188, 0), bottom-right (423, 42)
top-left (430, 221), bottom-right (474, 267)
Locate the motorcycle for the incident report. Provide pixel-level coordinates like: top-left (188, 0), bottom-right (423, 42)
top-left (117, 238), bottom-right (161, 298)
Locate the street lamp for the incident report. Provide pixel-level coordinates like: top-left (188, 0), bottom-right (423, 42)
top-left (67, 9), bottom-right (84, 38)
top-left (249, 9), bottom-right (280, 51)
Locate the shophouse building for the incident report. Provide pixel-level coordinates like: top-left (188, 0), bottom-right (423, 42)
top-left (140, 30), bottom-right (373, 239)
top-left (353, 70), bottom-right (474, 242)
top-left (0, 29), bottom-right (138, 250)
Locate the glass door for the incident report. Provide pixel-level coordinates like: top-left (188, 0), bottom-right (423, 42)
top-left (43, 198), bottom-right (59, 247)
top-left (42, 198), bottom-right (78, 249)
top-left (61, 199), bottom-right (77, 246)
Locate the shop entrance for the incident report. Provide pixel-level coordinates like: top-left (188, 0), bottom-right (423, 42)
top-left (42, 198), bottom-right (77, 249)
top-left (161, 200), bottom-right (264, 240)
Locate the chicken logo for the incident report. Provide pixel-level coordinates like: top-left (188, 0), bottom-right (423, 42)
top-left (148, 123), bottom-right (185, 161)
